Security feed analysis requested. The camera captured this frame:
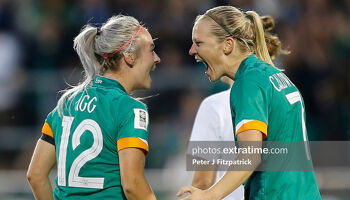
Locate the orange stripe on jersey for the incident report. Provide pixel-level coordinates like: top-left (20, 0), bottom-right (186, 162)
top-left (42, 122), bottom-right (54, 138)
top-left (236, 120), bottom-right (268, 137)
top-left (117, 137), bottom-right (149, 153)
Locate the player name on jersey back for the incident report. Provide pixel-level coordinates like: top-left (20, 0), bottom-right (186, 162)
top-left (75, 95), bottom-right (98, 113)
top-left (269, 72), bottom-right (295, 92)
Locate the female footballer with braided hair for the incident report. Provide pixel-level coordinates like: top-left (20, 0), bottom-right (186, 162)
top-left (27, 15), bottom-right (160, 200)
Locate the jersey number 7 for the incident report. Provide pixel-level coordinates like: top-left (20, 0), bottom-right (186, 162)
top-left (285, 91), bottom-right (310, 160)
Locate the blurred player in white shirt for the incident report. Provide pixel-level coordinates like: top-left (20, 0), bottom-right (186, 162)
top-left (189, 77), bottom-right (244, 200)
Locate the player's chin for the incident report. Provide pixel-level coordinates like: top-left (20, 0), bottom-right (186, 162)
top-left (207, 72), bottom-right (220, 82)
top-left (143, 77), bottom-right (152, 90)
top-left (135, 77), bottom-right (152, 90)
top-left (144, 83), bottom-right (151, 90)
top-left (209, 76), bottom-right (220, 82)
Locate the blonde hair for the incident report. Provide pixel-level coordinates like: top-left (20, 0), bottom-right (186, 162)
top-left (260, 16), bottom-right (290, 60)
top-left (57, 15), bottom-right (142, 116)
top-left (196, 6), bottom-right (288, 67)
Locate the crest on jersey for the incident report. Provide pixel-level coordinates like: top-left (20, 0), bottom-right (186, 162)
top-left (134, 108), bottom-right (148, 131)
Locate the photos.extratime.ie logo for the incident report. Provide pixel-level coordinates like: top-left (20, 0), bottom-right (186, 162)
top-left (191, 145), bottom-right (288, 156)
top-left (185, 141), bottom-right (331, 171)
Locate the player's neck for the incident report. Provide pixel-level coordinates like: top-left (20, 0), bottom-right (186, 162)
top-left (225, 52), bottom-right (251, 80)
top-left (101, 72), bottom-right (132, 94)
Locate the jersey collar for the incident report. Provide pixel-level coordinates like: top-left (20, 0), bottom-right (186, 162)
top-left (235, 54), bottom-right (258, 79)
top-left (92, 76), bottom-right (128, 94)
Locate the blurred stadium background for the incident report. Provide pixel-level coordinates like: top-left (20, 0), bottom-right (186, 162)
top-left (0, 0), bottom-right (349, 199)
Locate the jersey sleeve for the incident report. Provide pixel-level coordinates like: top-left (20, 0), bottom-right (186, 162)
top-left (40, 109), bottom-right (56, 145)
top-left (231, 77), bottom-right (269, 138)
top-left (190, 98), bottom-right (220, 141)
top-left (117, 97), bottom-right (150, 154)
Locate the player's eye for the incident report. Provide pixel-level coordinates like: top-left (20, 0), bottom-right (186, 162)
top-left (195, 42), bottom-right (202, 47)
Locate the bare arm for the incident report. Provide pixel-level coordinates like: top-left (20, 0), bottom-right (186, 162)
top-left (192, 171), bottom-right (216, 190)
top-left (27, 139), bottom-right (56, 200)
top-left (119, 148), bottom-right (156, 200)
top-left (178, 130), bottom-right (263, 200)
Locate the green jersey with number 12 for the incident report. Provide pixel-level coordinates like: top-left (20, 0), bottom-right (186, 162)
top-left (41, 76), bottom-right (150, 200)
top-left (230, 54), bottom-right (321, 200)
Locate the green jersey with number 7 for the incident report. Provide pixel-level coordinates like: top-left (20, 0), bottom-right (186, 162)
top-left (41, 76), bottom-right (149, 200)
top-left (230, 54), bottom-right (321, 199)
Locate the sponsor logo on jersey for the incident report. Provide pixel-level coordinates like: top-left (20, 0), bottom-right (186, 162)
top-left (95, 78), bottom-right (102, 84)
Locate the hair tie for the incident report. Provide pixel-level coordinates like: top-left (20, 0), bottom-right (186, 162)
top-left (96, 27), bottom-right (101, 36)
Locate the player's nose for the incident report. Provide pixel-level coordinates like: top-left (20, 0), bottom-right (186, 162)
top-left (154, 52), bottom-right (161, 64)
top-left (189, 43), bottom-right (197, 56)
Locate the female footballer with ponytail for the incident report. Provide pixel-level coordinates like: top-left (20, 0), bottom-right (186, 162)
top-left (27, 15), bottom-right (160, 200)
top-left (178, 6), bottom-right (321, 200)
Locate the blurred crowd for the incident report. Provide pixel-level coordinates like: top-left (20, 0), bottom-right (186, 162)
top-left (0, 0), bottom-right (349, 170)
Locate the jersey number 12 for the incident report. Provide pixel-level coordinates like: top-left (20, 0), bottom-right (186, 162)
top-left (57, 116), bottom-right (105, 189)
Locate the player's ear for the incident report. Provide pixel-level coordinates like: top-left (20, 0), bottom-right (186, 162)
top-left (123, 52), bottom-right (135, 67)
top-left (223, 37), bottom-right (234, 54)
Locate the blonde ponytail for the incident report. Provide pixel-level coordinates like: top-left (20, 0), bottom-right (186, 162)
top-left (246, 11), bottom-right (274, 67)
top-left (57, 15), bottom-right (141, 116)
top-left (57, 26), bottom-right (100, 116)
top-left (198, 6), bottom-right (286, 68)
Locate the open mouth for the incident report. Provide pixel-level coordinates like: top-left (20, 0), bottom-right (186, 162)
top-left (195, 57), bottom-right (209, 73)
top-left (203, 61), bottom-right (209, 72)
top-left (151, 65), bottom-right (156, 71)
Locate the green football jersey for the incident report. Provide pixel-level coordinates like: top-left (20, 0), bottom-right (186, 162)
top-left (41, 76), bottom-right (150, 200)
top-left (230, 54), bottom-right (321, 199)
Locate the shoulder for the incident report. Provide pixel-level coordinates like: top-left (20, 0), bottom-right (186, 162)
top-left (44, 106), bottom-right (60, 131)
top-left (201, 90), bottom-right (230, 107)
top-left (198, 90), bottom-right (231, 118)
top-left (119, 95), bottom-right (148, 112)
top-left (237, 62), bottom-right (279, 90)
top-left (247, 61), bottom-right (272, 78)
top-left (47, 107), bottom-right (59, 121)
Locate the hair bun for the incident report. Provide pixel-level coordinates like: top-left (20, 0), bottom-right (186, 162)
top-left (261, 16), bottom-right (275, 31)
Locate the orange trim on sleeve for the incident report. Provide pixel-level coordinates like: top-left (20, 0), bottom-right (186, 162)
top-left (236, 120), bottom-right (268, 137)
top-left (42, 122), bottom-right (54, 138)
top-left (117, 137), bottom-right (149, 153)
